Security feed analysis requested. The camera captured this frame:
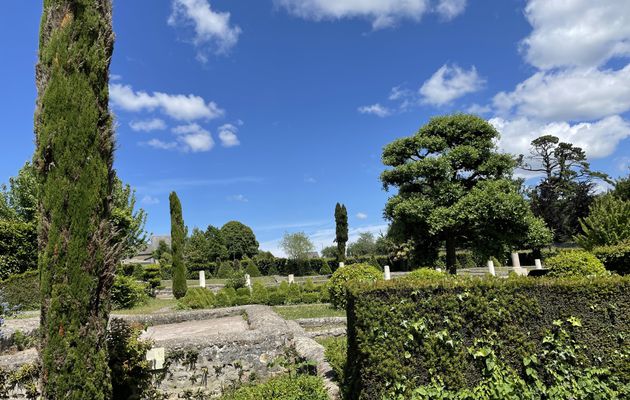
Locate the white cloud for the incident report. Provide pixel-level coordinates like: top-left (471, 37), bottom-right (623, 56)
top-left (218, 123), bottom-right (240, 147)
top-left (146, 138), bottom-right (178, 150)
top-left (172, 123), bottom-right (215, 152)
top-left (436, 0), bottom-right (466, 20)
top-left (129, 118), bottom-right (167, 132)
top-left (110, 83), bottom-right (224, 121)
top-left (304, 177), bottom-right (317, 184)
top-left (110, 74), bottom-right (122, 81)
top-left (493, 65), bottom-right (630, 121)
top-left (419, 64), bottom-right (485, 106)
top-left (466, 103), bottom-right (492, 115)
top-left (358, 103), bottom-right (392, 117)
top-left (490, 115), bottom-right (630, 159)
top-left (521, 0), bottom-right (630, 69)
top-left (227, 194), bottom-right (248, 202)
top-left (168, 0), bottom-right (241, 57)
top-left (356, 212), bottom-right (368, 220)
top-left (141, 195), bottom-right (160, 205)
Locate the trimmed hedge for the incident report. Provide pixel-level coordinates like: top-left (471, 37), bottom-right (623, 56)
top-left (545, 250), bottom-right (607, 277)
top-left (0, 221), bottom-right (37, 280)
top-left (593, 240), bottom-right (630, 275)
top-left (345, 277), bottom-right (630, 400)
top-left (0, 270), bottom-right (39, 310)
top-left (218, 374), bottom-right (328, 400)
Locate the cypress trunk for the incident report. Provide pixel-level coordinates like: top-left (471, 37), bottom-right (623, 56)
top-left (35, 0), bottom-right (118, 398)
top-left (445, 236), bottom-right (457, 275)
top-left (170, 192), bottom-right (187, 299)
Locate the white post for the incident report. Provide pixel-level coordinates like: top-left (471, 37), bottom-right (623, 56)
top-left (511, 252), bottom-right (521, 269)
top-left (199, 270), bottom-right (206, 288)
top-left (245, 273), bottom-right (252, 289)
top-left (535, 259), bottom-right (543, 270)
top-left (339, 262), bottom-right (345, 269)
top-left (436, 268), bottom-right (442, 273)
top-left (384, 265), bottom-right (391, 280)
top-left (288, 274), bottom-right (294, 284)
top-left (487, 259), bottom-right (496, 276)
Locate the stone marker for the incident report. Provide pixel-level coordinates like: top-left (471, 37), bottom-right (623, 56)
top-left (487, 259), bottom-right (496, 276)
top-left (339, 262), bottom-right (345, 269)
top-left (535, 259), bottom-right (543, 270)
top-left (384, 265), bottom-right (391, 280)
top-left (288, 274), bottom-right (295, 284)
top-left (199, 270), bottom-right (206, 288)
top-left (146, 347), bottom-right (165, 370)
top-left (245, 273), bottom-right (252, 288)
top-left (436, 268), bottom-right (442, 272)
top-left (511, 252), bottom-right (521, 268)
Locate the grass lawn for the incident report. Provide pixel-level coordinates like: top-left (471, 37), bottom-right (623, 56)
top-left (112, 298), bottom-right (178, 315)
top-left (272, 304), bottom-right (345, 320)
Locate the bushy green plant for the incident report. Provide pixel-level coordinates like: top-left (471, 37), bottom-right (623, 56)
top-left (592, 240), bottom-right (630, 275)
top-left (251, 282), bottom-right (269, 304)
top-left (178, 288), bottom-right (216, 310)
top-left (286, 283), bottom-right (302, 305)
top-left (170, 192), bottom-right (187, 299)
top-left (243, 259), bottom-right (262, 277)
top-left (403, 268), bottom-right (447, 280)
top-left (301, 292), bottom-right (320, 304)
top-left (215, 288), bottom-right (237, 307)
top-left (575, 194), bottom-right (630, 250)
top-left (318, 337), bottom-right (346, 387)
top-left (0, 270), bottom-right (39, 310)
top-left (545, 250), bottom-right (607, 277)
top-left (319, 263), bottom-right (333, 275)
top-left (226, 269), bottom-right (247, 289)
top-left (327, 263), bottom-right (382, 309)
top-left (0, 221), bottom-right (37, 280)
top-left (218, 374), bottom-right (328, 400)
top-left (111, 275), bottom-right (148, 310)
top-left (216, 261), bottom-right (234, 278)
top-left (142, 264), bottom-right (161, 293)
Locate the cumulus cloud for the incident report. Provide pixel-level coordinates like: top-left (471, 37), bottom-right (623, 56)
top-left (490, 115), bottom-right (630, 159)
top-left (493, 65), bottom-right (630, 122)
top-left (146, 138), bottom-right (178, 150)
top-left (129, 118), bottom-right (167, 132)
top-left (172, 123), bottom-right (215, 152)
top-left (110, 83), bottom-right (224, 121)
top-left (356, 212), bottom-right (368, 220)
top-left (521, 0), bottom-right (630, 69)
top-left (218, 123), bottom-right (240, 147)
top-left (141, 195), bottom-right (160, 205)
top-left (419, 64), bottom-right (485, 106)
top-left (436, 0), bottom-right (467, 20)
top-left (168, 0), bottom-right (241, 58)
top-left (358, 103), bottom-right (392, 117)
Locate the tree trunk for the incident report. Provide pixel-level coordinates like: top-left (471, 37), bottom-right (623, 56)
top-left (36, 1), bottom-right (118, 398)
top-left (446, 237), bottom-right (457, 275)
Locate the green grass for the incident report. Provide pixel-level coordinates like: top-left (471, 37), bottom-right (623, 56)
top-left (273, 304), bottom-right (345, 320)
top-left (112, 298), bottom-right (178, 315)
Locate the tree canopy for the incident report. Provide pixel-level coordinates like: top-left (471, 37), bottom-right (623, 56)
top-left (381, 114), bottom-right (550, 273)
top-left (334, 203), bottom-right (348, 261)
top-left (170, 192), bottom-right (187, 299)
top-left (220, 221), bottom-right (259, 260)
top-left (574, 194), bottom-right (630, 250)
top-left (280, 231), bottom-right (315, 260)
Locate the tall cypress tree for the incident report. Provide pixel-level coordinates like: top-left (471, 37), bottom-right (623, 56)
top-left (35, 0), bottom-right (118, 398)
top-left (334, 203), bottom-right (348, 262)
top-left (170, 192), bottom-right (187, 299)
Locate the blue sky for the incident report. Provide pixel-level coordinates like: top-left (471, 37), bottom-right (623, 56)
top-left (1, 0), bottom-right (629, 255)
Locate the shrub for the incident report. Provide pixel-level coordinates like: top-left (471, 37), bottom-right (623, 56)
top-left (251, 283), bottom-right (269, 304)
top-left (327, 263), bottom-right (382, 310)
top-left (286, 284), bottom-right (302, 305)
top-left (301, 292), bottom-right (320, 304)
top-left (0, 270), bottom-right (39, 310)
top-left (111, 275), bottom-right (148, 310)
top-left (218, 374), bottom-right (328, 400)
top-left (216, 261), bottom-right (234, 278)
top-left (244, 260), bottom-right (262, 277)
top-left (267, 264), bottom-right (280, 276)
top-left (215, 288), bottom-right (237, 307)
top-left (178, 288), bottom-right (215, 310)
top-left (318, 337), bottom-right (346, 387)
top-left (574, 194), bottom-right (630, 250)
top-left (402, 268), bottom-right (447, 280)
top-left (319, 263), bottom-right (332, 275)
top-left (545, 250), bottom-right (607, 277)
top-left (0, 221), bottom-right (37, 280)
top-left (226, 269), bottom-right (247, 289)
top-left (592, 240), bottom-right (630, 275)
top-left (345, 277), bottom-right (630, 399)
top-left (267, 289), bottom-right (287, 306)
top-left (142, 264), bottom-right (162, 293)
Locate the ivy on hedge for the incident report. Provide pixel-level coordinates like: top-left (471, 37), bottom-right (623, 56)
top-left (345, 276), bottom-right (630, 400)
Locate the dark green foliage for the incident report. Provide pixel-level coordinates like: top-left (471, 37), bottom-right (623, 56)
top-left (107, 319), bottom-right (154, 400)
top-left (347, 232), bottom-right (378, 257)
top-left (319, 262), bottom-right (333, 275)
top-left (0, 270), bottom-right (40, 310)
top-left (225, 269), bottom-right (247, 289)
top-left (111, 275), bottom-right (148, 310)
top-left (253, 251), bottom-right (275, 275)
top-left (0, 162), bottom-right (39, 223)
top-left (523, 135), bottom-right (610, 242)
top-left (218, 373), bottom-right (328, 400)
top-left (321, 246), bottom-right (338, 259)
top-left (243, 258), bottom-right (262, 277)
top-left (35, 1), bottom-right (120, 397)
top-left (216, 261), bottom-right (235, 278)
top-left (381, 114), bottom-right (546, 273)
top-left (592, 240), bottom-right (630, 275)
top-left (545, 250), bottom-right (607, 277)
top-left (403, 268), bottom-right (448, 280)
top-left (170, 192), bottom-right (187, 299)
top-left (345, 277), bottom-right (630, 399)
top-left (327, 263), bottom-right (382, 309)
top-left (613, 175), bottom-right (630, 202)
top-left (185, 225), bottom-right (228, 272)
top-left (574, 194), bottom-right (630, 250)
top-left (141, 264), bottom-right (161, 292)
top-left (178, 288), bottom-right (216, 309)
top-left (0, 221), bottom-right (37, 280)
top-left (335, 203), bottom-right (348, 262)
top-left (109, 177), bottom-right (148, 259)
top-left (318, 337), bottom-right (347, 387)
top-left (251, 282), bottom-right (269, 304)
top-left (220, 221), bottom-right (259, 260)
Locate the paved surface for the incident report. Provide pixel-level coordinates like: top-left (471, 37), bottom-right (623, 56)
top-left (141, 315), bottom-right (249, 342)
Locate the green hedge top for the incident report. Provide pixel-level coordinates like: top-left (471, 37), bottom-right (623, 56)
top-left (345, 276), bottom-right (630, 400)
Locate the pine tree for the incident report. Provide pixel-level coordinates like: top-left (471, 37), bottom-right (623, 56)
top-left (170, 192), bottom-right (187, 299)
top-left (35, 0), bottom-right (118, 397)
top-left (334, 203), bottom-right (348, 262)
